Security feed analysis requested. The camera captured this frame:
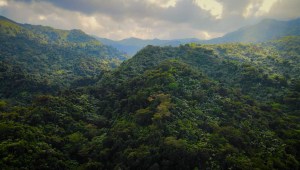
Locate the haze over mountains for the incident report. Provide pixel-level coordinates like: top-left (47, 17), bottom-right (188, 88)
top-left (0, 15), bottom-right (300, 170)
top-left (96, 18), bottom-right (300, 55)
top-left (207, 18), bottom-right (300, 44)
top-left (95, 37), bottom-right (201, 56)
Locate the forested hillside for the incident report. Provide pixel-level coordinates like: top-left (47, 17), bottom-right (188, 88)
top-left (0, 16), bottom-right (127, 101)
top-left (0, 16), bottom-right (299, 170)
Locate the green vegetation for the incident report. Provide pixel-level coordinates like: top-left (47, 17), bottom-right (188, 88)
top-left (0, 16), bottom-right (127, 100)
top-left (0, 16), bottom-right (299, 169)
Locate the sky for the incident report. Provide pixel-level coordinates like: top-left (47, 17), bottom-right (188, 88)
top-left (0, 0), bottom-right (299, 40)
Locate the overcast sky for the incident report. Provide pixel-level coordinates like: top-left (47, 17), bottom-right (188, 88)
top-left (0, 0), bottom-right (299, 40)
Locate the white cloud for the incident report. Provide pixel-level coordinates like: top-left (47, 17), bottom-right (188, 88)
top-left (256, 0), bottom-right (278, 16)
top-left (193, 0), bottom-right (223, 19)
top-left (38, 15), bottom-right (47, 21)
top-left (0, 0), bottom-right (7, 7)
top-left (0, 0), bottom-right (299, 40)
top-left (243, 0), bottom-right (278, 18)
top-left (78, 15), bottom-right (103, 31)
top-left (243, 3), bottom-right (255, 18)
top-left (202, 31), bottom-right (212, 40)
top-left (147, 0), bottom-right (178, 8)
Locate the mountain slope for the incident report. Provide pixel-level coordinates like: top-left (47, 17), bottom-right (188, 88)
top-left (208, 18), bottom-right (300, 43)
top-left (0, 16), bottom-right (299, 169)
top-left (85, 37), bottom-right (299, 169)
top-left (0, 16), bottom-right (127, 99)
top-left (117, 37), bottom-right (300, 102)
top-left (0, 36), bottom-right (299, 169)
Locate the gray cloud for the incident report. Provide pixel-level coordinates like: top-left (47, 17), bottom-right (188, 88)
top-left (267, 0), bottom-right (300, 19)
top-left (0, 0), bottom-right (299, 40)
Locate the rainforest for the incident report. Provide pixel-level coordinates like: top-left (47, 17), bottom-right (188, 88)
top-left (0, 2), bottom-right (300, 170)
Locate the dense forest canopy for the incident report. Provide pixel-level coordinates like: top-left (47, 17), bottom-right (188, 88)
top-left (0, 16), bottom-right (299, 170)
top-left (0, 16), bottom-right (127, 101)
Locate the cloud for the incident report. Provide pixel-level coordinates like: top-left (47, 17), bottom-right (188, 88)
top-left (266, 0), bottom-right (300, 19)
top-left (243, 0), bottom-right (278, 18)
top-left (0, 0), bottom-right (7, 7)
top-left (38, 15), bottom-right (46, 21)
top-left (147, 0), bottom-right (178, 8)
top-left (193, 0), bottom-right (223, 19)
top-left (0, 0), bottom-right (299, 40)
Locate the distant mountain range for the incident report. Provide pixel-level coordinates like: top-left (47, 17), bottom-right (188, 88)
top-left (207, 18), bottom-right (300, 44)
top-left (95, 18), bottom-right (300, 55)
top-left (1, 15), bottom-right (300, 169)
top-left (95, 37), bottom-right (201, 56)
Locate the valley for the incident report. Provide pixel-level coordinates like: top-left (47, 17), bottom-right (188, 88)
top-left (0, 16), bottom-right (299, 170)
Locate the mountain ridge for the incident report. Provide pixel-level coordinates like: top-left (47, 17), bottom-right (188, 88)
top-left (0, 16), bottom-right (299, 170)
top-left (207, 18), bottom-right (300, 44)
top-left (0, 15), bottom-right (127, 100)
top-left (95, 18), bottom-right (300, 55)
top-left (95, 36), bottom-right (202, 56)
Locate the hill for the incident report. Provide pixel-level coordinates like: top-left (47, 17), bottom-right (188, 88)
top-left (208, 18), bottom-right (300, 43)
top-left (0, 16), bottom-right (299, 170)
top-left (1, 33), bottom-right (299, 169)
top-left (86, 36), bottom-right (300, 169)
top-left (0, 16), bottom-right (127, 100)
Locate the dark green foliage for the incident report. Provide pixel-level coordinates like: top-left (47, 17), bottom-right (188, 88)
top-left (0, 16), bottom-right (299, 169)
top-left (86, 51), bottom-right (299, 169)
top-left (0, 16), bottom-right (127, 100)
